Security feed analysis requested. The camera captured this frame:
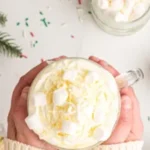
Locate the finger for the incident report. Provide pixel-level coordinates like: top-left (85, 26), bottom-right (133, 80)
top-left (11, 62), bottom-right (47, 111)
top-left (7, 113), bottom-right (16, 140)
top-left (13, 87), bottom-right (29, 131)
top-left (121, 88), bottom-right (144, 141)
top-left (89, 56), bottom-right (120, 77)
top-left (104, 95), bottom-right (132, 144)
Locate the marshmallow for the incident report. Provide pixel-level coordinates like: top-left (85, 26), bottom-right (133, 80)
top-left (110, 0), bottom-right (124, 11)
top-left (115, 12), bottom-right (128, 22)
top-left (85, 72), bottom-right (100, 84)
top-left (93, 127), bottom-right (104, 141)
top-left (63, 70), bottom-right (78, 82)
top-left (98, 0), bottom-right (109, 9)
top-left (61, 121), bottom-right (77, 135)
top-left (93, 109), bottom-right (105, 123)
top-left (25, 113), bottom-right (44, 131)
top-left (33, 92), bottom-right (47, 106)
top-left (131, 3), bottom-right (146, 20)
top-left (53, 88), bottom-right (68, 106)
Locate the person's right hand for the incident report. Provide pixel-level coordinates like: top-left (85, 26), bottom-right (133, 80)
top-left (89, 56), bottom-right (144, 145)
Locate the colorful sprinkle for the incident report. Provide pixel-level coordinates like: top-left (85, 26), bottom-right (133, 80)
top-left (20, 54), bottom-right (28, 58)
top-left (41, 18), bottom-right (48, 27)
top-left (71, 35), bottom-right (75, 38)
top-left (47, 22), bottom-right (51, 25)
top-left (35, 40), bottom-right (38, 44)
top-left (88, 11), bottom-right (92, 14)
top-left (30, 32), bottom-right (35, 37)
top-left (22, 30), bottom-right (27, 38)
top-left (16, 22), bottom-right (20, 26)
top-left (25, 22), bottom-right (29, 27)
top-left (148, 116), bottom-right (150, 121)
top-left (25, 18), bottom-right (29, 21)
top-left (39, 11), bottom-right (44, 15)
top-left (78, 0), bottom-right (82, 4)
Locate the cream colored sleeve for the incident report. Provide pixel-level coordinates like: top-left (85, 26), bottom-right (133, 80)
top-left (2, 138), bottom-right (144, 150)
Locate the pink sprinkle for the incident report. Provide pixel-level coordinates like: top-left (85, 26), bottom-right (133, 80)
top-left (20, 54), bottom-right (28, 59)
top-left (41, 58), bottom-right (45, 63)
top-left (71, 35), bottom-right (75, 38)
top-left (30, 32), bottom-right (35, 37)
top-left (78, 0), bottom-right (82, 4)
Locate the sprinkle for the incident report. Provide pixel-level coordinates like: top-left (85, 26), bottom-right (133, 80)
top-left (61, 23), bottom-right (68, 27)
top-left (47, 22), bottom-right (51, 25)
top-left (148, 116), bottom-right (150, 121)
top-left (30, 32), bottom-right (35, 37)
top-left (25, 22), bottom-right (29, 27)
top-left (71, 35), bottom-right (75, 38)
top-left (16, 22), bottom-right (20, 26)
top-left (25, 18), bottom-right (29, 21)
top-left (22, 30), bottom-right (27, 38)
top-left (35, 40), bottom-right (38, 44)
top-left (20, 54), bottom-right (28, 58)
top-left (88, 11), bottom-right (92, 14)
top-left (41, 18), bottom-right (48, 27)
top-left (41, 58), bottom-right (44, 63)
top-left (39, 11), bottom-right (43, 15)
top-left (78, 0), bottom-right (82, 4)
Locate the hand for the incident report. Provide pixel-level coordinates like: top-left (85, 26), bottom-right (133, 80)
top-left (7, 56), bottom-right (66, 150)
top-left (89, 56), bottom-right (144, 145)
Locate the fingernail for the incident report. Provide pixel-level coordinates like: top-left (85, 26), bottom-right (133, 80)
top-left (122, 95), bottom-right (132, 110)
top-left (89, 56), bottom-right (100, 62)
top-left (99, 60), bottom-right (109, 67)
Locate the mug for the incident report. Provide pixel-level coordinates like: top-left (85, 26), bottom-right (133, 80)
top-left (27, 58), bottom-right (144, 150)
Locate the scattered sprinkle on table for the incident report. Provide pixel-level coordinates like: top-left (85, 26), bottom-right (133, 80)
top-left (41, 18), bottom-right (48, 27)
top-left (16, 22), bottom-right (20, 26)
top-left (30, 32), bottom-right (35, 37)
top-left (88, 11), bottom-right (92, 14)
top-left (71, 35), bottom-right (75, 38)
top-left (25, 18), bottom-right (29, 21)
top-left (25, 22), bottom-right (29, 27)
top-left (148, 116), bottom-right (150, 121)
top-left (39, 11), bottom-right (44, 15)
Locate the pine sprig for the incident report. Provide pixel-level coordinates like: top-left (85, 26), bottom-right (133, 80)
top-left (0, 32), bottom-right (22, 57)
top-left (0, 12), bottom-right (7, 26)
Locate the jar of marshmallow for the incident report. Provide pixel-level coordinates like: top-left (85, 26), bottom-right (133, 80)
top-left (91, 0), bottom-right (150, 35)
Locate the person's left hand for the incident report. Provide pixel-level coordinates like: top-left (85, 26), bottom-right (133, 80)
top-left (7, 56), bottom-right (66, 150)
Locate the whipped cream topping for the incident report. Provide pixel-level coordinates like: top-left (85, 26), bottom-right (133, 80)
top-left (92, 0), bottom-right (150, 22)
top-left (27, 58), bottom-right (120, 149)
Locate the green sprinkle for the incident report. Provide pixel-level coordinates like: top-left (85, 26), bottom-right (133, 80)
top-left (148, 116), bottom-right (150, 121)
top-left (16, 22), bottom-right (20, 26)
top-left (25, 22), bottom-right (29, 27)
top-left (35, 40), bottom-right (38, 44)
top-left (41, 18), bottom-right (48, 27)
top-left (88, 11), bottom-right (92, 14)
top-left (33, 44), bottom-right (35, 47)
top-left (25, 18), bottom-right (29, 21)
top-left (47, 22), bottom-right (51, 25)
top-left (39, 11), bottom-right (43, 15)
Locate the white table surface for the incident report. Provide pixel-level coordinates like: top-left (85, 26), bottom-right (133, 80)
top-left (0, 0), bottom-right (150, 149)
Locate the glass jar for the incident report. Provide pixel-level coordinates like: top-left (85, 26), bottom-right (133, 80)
top-left (91, 0), bottom-right (150, 36)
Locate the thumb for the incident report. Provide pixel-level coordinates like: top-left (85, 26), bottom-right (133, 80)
top-left (104, 95), bottom-right (132, 144)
